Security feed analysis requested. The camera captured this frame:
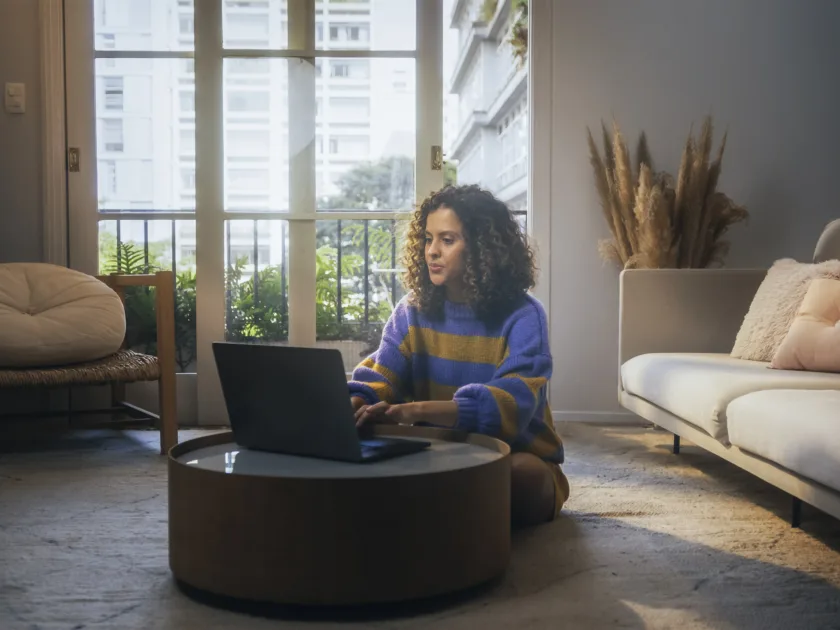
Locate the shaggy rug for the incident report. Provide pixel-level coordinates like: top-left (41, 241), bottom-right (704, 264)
top-left (1, 422), bottom-right (839, 630)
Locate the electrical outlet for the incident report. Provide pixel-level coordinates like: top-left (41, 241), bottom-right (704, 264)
top-left (5, 83), bottom-right (25, 114)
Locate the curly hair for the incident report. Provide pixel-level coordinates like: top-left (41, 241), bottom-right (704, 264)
top-left (401, 184), bottom-right (537, 321)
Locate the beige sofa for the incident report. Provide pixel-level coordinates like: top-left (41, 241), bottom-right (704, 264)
top-left (618, 220), bottom-right (840, 527)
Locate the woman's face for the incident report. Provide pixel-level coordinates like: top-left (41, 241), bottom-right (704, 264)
top-left (424, 205), bottom-right (467, 296)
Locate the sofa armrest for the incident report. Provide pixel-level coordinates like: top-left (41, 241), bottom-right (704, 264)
top-left (619, 268), bottom-right (766, 367)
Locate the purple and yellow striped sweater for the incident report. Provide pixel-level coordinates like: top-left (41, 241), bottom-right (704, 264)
top-left (348, 294), bottom-right (564, 464)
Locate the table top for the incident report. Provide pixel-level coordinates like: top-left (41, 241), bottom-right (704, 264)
top-left (175, 435), bottom-right (504, 479)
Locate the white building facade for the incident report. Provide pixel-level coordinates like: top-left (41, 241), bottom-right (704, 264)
top-left (445, 0), bottom-right (528, 218)
top-left (93, 0), bottom-right (413, 271)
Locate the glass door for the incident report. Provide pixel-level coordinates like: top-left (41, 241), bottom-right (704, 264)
top-left (65, 0), bottom-right (443, 425)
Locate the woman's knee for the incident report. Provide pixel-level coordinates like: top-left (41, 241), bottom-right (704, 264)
top-left (509, 453), bottom-right (555, 526)
top-left (510, 453), bottom-right (551, 492)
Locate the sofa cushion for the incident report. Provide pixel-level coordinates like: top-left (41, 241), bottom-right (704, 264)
top-left (621, 352), bottom-right (840, 442)
top-left (727, 389), bottom-right (840, 493)
top-left (730, 258), bottom-right (840, 362)
top-left (770, 278), bottom-right (840, 372)
top-left (0, 263), bottom-right (125, 368)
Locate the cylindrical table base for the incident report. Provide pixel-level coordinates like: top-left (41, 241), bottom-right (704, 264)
top-left (168, 426), bottom-right (511, 606)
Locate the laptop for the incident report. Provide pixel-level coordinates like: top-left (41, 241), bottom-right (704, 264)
top-left (212, 341), bottom-right (431, 463)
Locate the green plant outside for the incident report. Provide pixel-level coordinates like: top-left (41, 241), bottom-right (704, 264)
top-left (99, 157), bottom-right (428, 372)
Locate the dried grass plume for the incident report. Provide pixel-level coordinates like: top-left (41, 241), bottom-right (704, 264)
top-left (587, 116), bottom-right (748, 269)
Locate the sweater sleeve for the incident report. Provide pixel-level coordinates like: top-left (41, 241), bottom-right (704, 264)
top-left (347, 299), bottom-right (412, 405)
top-left (452, 300), bottom-right (551, 441)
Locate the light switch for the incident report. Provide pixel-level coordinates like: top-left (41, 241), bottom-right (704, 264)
top-left (5, 82), bottom-right (25, 114)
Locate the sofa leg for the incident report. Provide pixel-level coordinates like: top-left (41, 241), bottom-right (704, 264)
top-left (673, 434), bottom-right (680, 455)
top-left (792, 497), bottom-right (802, 528)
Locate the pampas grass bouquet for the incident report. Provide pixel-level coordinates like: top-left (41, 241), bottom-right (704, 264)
top-left (588, 116), bottom-right (748, 269)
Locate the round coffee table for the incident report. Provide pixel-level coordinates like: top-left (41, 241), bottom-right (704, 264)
top-left (168, 425), bottom-right (511, 606)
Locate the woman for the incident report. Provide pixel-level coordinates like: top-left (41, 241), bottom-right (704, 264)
top-left (348, 184), bottom-right (569, 527)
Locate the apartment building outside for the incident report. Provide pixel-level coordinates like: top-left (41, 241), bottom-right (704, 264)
top-left (444, 0), bottom-right (528, 225)
top-left (94, 0), bottom-right (414, 273)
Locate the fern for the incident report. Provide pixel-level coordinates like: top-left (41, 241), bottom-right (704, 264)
top-left (101, 242), bottom-right (158, 275)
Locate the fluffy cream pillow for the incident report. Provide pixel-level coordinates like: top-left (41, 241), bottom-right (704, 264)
top-left (770, 278), bottom-right (840, 371)
top-left (730, 258), bottom-right (840, 362)
top-left (0, 263), bottom-right (126, 368)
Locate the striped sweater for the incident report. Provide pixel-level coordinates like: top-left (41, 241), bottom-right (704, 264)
top-left (348, 294), bottom-right (564, 464)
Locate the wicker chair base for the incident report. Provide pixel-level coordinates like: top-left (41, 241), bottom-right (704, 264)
top-left (0, 350), bottom-right (160, 389)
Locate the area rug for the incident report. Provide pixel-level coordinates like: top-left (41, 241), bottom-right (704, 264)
top-left (1, 422), bottom-right (839, 629)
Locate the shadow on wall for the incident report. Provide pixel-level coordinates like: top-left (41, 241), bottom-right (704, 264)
top-left (727, 170), bottom-right (801, 268)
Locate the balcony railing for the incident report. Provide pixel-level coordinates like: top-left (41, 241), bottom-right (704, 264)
top-left (99, 210), bottom-right (527, 372)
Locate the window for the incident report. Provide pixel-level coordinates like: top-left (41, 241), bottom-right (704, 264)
top-left (101, 119), bottom-right (123, 152)
top-left (329, 23), bottom-right (370, 44)
top-left (497, 98), bottom-right (528, 187)
top-left (229, 246), bottom-right (271, 266)
top-left (103, 77), bottom-right (123, 110)
top-left (180, 128), bottom-right (195, 156)
top-left (225, 14), bottom-right (268, 41)
top-left (329, 97), bottom-right (370, 122)
top-left (180, 195), bottom-right (197, 210)
top-left (330, 60), bottom-right (370, 79)
top-left (180, 90), bottom-right (195, 113)
top-left (98, 160), bottom-right (117, 197)
top-left (226, 129), bottom-right (270, 156)
top-left (227, 194), bottom-right (270, 210)
top-left (458, 58), bottom-right (481, 126)
top-left (225, 0), bottom-right (269, 8)
top-left (135, 160), bottom-right (154, 203)
top-left (227, 91), bottom-right (270, 112)
top-left (100, 0), bottom-right (128, 28)
top-left (328, 135), bottom-right (369, 157)
top-left (179, 15), bottom-right (194, 36)
top-left (69, 0), bottom-right (440, 425)
top-left (228, 169), bottom-right (270, 190)
top-left (228, 58), bottom-right (269, 74)
top-left (456, 140), bottom-right (482, 186)
top-left (181, 168), bottom-right (196, 192)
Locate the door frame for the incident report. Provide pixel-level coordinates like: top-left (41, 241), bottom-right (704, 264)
top-left (40, 0), bottom-right (69, 268)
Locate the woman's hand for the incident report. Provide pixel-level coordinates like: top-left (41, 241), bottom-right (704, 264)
top-left (355, 401), bottom-right (401, 428)
top-left (354, 400), bottom-right (459, 429)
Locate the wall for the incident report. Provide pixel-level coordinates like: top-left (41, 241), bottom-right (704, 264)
top-left (545, 0), bottom-right (840, 420)
top-left (0, 0), bottom-right (42, 263)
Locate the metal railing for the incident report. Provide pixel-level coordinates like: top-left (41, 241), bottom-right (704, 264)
top-left (103, 210), bottom-right (528, 345)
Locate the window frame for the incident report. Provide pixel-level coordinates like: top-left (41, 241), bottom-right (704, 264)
top-left (64, 0), bottom-right (444, 426)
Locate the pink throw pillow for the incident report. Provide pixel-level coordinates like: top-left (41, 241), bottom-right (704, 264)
top-left (770, 278), bottom-right (840, 372)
